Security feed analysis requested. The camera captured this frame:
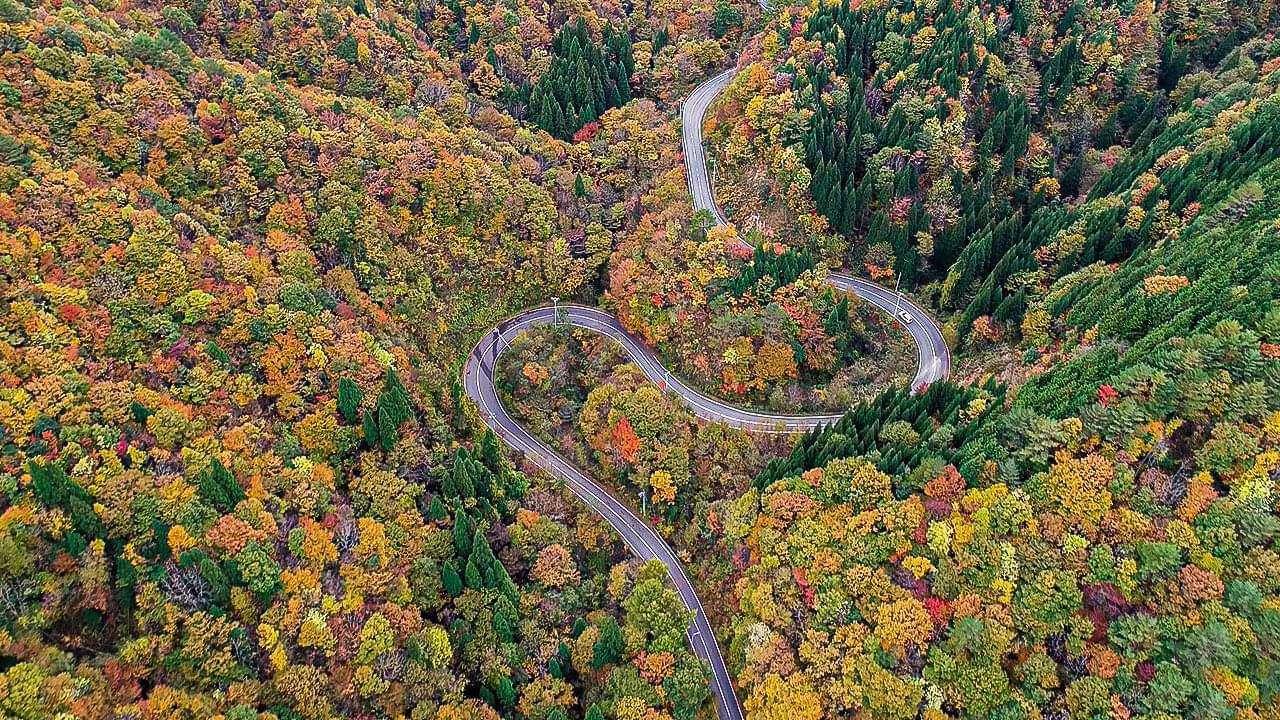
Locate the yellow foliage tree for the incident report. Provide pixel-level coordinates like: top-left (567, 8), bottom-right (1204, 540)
top-left (744, 672), bottom-right (822, 720)
top-left (873, 597), bottom-right (934, 657)
top-left (649, 470), bottom-right (677, 504)
top-left (1045, 451), bottom-right (1113, 537)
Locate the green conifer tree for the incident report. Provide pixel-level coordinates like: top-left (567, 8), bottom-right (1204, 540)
top-left (441, 562), bottom-right (463, 598)
top-left (337, 377), bottom-right (363, 424)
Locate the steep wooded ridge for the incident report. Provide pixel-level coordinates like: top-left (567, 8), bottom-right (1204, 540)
top-left (0, 1), bottom-right (764, 719)
top-left (678, 6), bottom-right (1280, 720)
top-left (4, 0), bottom-right (1280, 719)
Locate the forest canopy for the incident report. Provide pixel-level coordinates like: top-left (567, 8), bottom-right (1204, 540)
top-left (1, 0), bottom-right (1279, 719)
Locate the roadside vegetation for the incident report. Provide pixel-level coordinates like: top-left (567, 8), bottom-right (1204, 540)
top-left (2, 0), bottom-right (1279, 719)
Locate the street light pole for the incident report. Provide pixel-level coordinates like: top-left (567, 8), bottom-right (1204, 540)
top-left (551, 295), bottom-right (559, 326)
top-left (893, 272), bottom-right (903, 317)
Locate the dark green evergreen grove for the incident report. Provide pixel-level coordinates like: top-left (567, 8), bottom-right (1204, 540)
top-left (529, 19), bottom-right (634, 140)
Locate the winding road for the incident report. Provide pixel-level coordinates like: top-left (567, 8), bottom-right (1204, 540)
top-left (463, 66), bottom-right (951, 720)
top-left (682, 70), bottom-right (950, 390)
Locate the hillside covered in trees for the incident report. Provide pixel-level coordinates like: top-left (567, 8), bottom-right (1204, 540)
top-left (704, 0), bottom-right (1276, 340)
top-left (2, 0), bottom-right (1280, 719)
top-left (682, 6), bottom-right (1280, 718)
top-left (0, 0), bottom-right (753, 718)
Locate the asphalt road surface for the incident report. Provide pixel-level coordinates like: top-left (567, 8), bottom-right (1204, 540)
top-left (464, 67), bottom-right (953, 720)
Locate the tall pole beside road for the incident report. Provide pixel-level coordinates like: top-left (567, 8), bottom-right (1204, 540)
top-left (893, 272), bottom-right (903, 318)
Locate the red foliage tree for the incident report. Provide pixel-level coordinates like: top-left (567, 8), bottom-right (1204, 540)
top-left (613, 415), bottom-right (639, 463)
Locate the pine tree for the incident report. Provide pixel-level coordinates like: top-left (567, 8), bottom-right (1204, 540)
top-left (464, 558), bottom-right (483, 588)
top-left (428, 495), bottom-right (447, 522)
top-left (452, 509), bottom-right (474, 557)
top-left (479, 430), bottom-right (502, 475)
top-left (337, 377), bottom-right (362, 424)
top-left (493, 595), bottom-right (518, 642)
top-left (495, 562), bottom-right (519, 606)
top-left (197, 458), bottom-right (245, 513)
top-left (377, 404), bottom-right (398, 450)
top-left (362, 408), bottom-right (378, 447)
top-left (379, 369), bottom-right (411, 426)
top-left (441, 561), bottom-right (463, 598)
top-left (592, 617), bottom-right (625, 668)
top-left (457, 454), bottom-right (478, 498)
top-left (824, 295), bottom-right (861, 364)
top-left (469, 530), bottom-right (495, 576)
